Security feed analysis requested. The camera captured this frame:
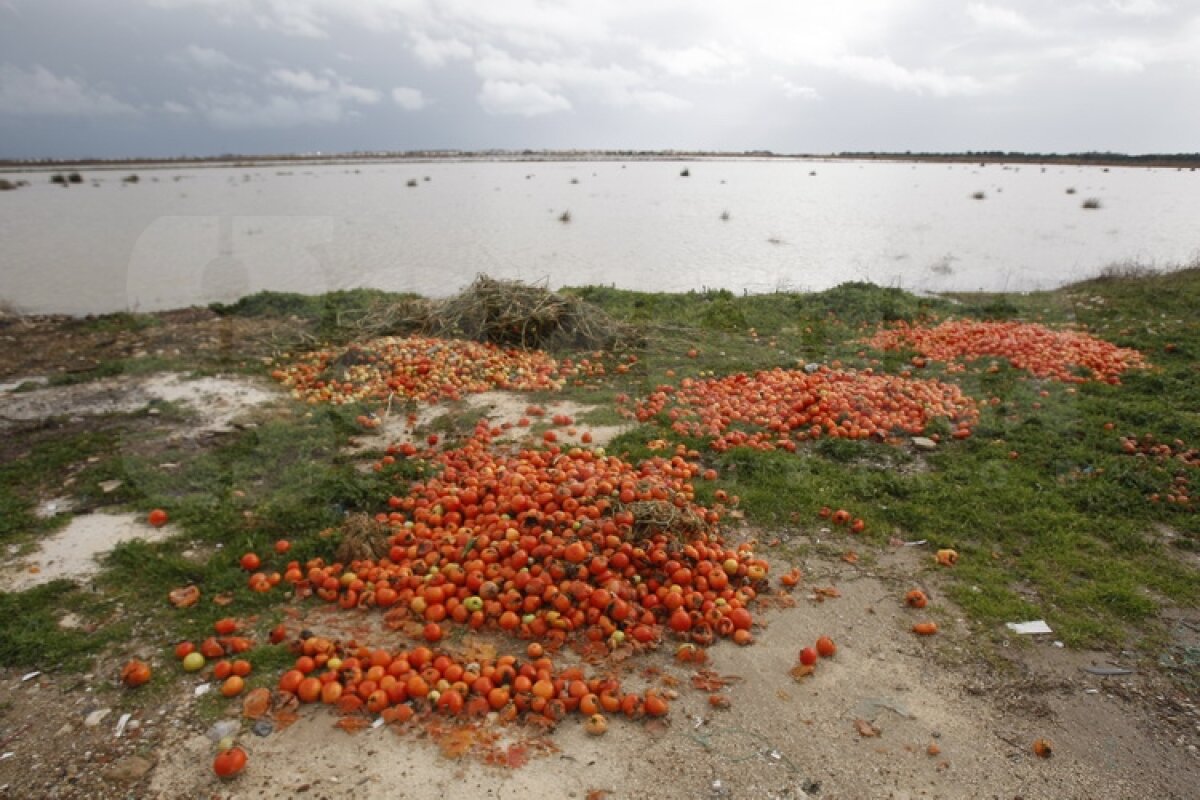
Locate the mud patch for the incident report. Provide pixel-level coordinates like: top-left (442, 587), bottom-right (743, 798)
top-left (0, 373), bottom-right (279, 438)
top-left (2, 512), bottom-right (174, 591)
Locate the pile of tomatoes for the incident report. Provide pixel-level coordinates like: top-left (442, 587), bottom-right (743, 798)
top-left (263, 421), bottom-right (770, 726)
top-left (864, 319), bottom-right (1146, 384)
top-left (271, 336), bottom-right (599, 405)
top-left (279, 637), bottom-right (669, 724)
top-left (630, 367), bottom-right (978, 450)
top-left (1119, 432), bottom-right (1196, 510)
top-left (289, 422), bottom-right (768, 647)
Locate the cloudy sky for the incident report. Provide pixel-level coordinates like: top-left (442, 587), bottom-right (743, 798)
top-left (1, 0), bottom-right (1197, 158)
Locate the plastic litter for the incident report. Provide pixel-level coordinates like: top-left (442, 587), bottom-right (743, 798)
top-left (1082, 665), bottom-right (1134, 676)
top-left (1005, 620), bottom-right (1053, 634)
top-left (853, 696), bottom-right (915, 720)
top-left (207, 720), bottom-right (239, 742)
top-left (114, 713), bottom-right (131, 738)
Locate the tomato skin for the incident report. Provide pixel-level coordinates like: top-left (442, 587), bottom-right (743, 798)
top-left (213, 746), bottom-right (247, 778)
top-left (121, 659), bottom-right (152, 687)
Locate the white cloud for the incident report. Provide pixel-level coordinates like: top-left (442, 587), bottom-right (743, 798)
top-left (195, 90), bottom-right (344, 127)
top-left (162, 100), bottom-right (192, 114)
top-left (641, 44), bottom-right (742, 78)
top-left (1074, 51), bottom-right (1146, 73)
top-left (410, 32), bottom-right (473, 68)
top-left (0, 63), bottom-right (138, 116)
top-left (172, 44), bottom-right (241, 70)
top-left (269, 67), bottom-right (332, 93)
top-left (477, 80), bottom-right (570, 116)
top-left (268, 68), bottom-right (382, 103)
top-left (338, 82), bottom-right (382, 104)
top-left (966, 3), bottom-right (1040, 35)
top-left (251, 0), bottom-right (328, 38)
top-left (773, 76), bottom-right (821, 100)
top-left (391, 86), bottom-right (427, 110)
top-left (629, 89), bottom-right (690, 112)
top-left (1107, 0), bottom-right (1167, 15)
top-left (826, 54), bottom-right (987, 96)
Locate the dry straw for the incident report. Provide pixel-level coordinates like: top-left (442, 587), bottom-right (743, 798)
top-left (345, 274), bottom-right (639, 351)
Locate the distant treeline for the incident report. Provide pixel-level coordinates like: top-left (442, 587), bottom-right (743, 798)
top-left (3, 149), bottom-right (1199, 170)
top-left (838, 151), bottom-right (1200, 168)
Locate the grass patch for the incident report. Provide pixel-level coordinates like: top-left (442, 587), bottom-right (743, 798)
top-left (211, 288), bottom-right (417, 342)
top-left (0, 581), bottom-right (127, 670)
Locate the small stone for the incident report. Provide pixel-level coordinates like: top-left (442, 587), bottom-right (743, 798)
top-left (911, 436), bottom-right (938, 451)
top-left (252, 719), bottom-right (274, 737)
top-left (85, 709), bottom-right (112, 727)
top-left (103, 755), bottom-right (153, 783)
top-left (98, 480), bottom-right (123, 493)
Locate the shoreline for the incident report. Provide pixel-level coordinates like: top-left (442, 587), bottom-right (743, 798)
top-left (4, 150), bottom-right (1200, 173)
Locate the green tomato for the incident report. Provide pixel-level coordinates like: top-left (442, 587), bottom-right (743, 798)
top-left (182, 652), bottom-right (206, 672)
top-left (463, 596), bottom-right (483, 613)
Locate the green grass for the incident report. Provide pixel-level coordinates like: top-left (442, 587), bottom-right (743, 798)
top-left (0, 581), bottom-right (128, 670)
top-left (211, 288), bottom-right (418, 342)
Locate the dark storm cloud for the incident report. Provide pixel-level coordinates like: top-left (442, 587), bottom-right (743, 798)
top-left (0, 0), bottom-right (1197, 158)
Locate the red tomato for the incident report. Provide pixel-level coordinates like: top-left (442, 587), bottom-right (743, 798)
top-left (213, 746), bottom-right (247, 778)
top-left (147, 509), bottom-right (169, 527)
top-left (121, 659), bottom-right (152, 688)
top-left (239, 552), bottom-right (261, 571)
top-left (799, 647), bottom-right (818, 666)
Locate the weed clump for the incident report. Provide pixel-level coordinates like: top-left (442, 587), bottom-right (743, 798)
top-left (333, 512), bottom-right (392, 562)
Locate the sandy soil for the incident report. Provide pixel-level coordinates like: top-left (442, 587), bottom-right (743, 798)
top-left (2, 513), bottom-right (175, 592)
top-left (0, 374), bottom-right (278, 438)
top-left (347, 391), bottom-right (631, 454)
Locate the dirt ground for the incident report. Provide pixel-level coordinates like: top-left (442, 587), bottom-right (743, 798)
top-left (2, 544), bottom-right (1197, 799)
top-left (0, 317), bottom-right (1197, 799)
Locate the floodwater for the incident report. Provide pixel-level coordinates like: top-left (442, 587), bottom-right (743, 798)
top-left (1, 158), bottom-right (1198, 314)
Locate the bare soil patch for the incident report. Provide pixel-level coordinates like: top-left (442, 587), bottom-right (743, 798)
top-left (2, 513), bottom-right (175, 591)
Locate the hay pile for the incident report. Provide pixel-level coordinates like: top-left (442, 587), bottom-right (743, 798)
top-left (354, 275), bottom-right (637, 351)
